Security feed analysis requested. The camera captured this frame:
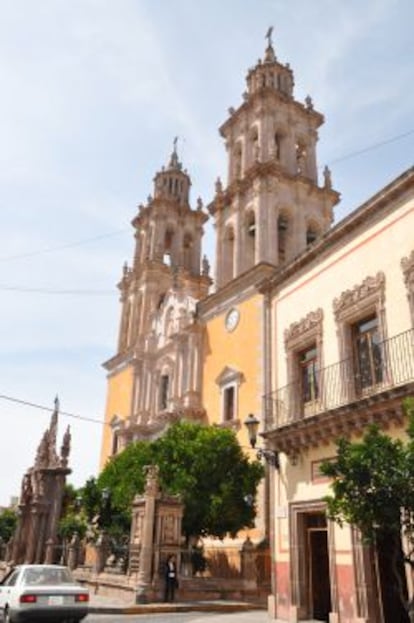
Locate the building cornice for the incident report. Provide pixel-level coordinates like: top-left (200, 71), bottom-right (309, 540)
top-left (208, 160), bottom-right (339, 216)
top-left (219, 87), bottom-right (324, 137)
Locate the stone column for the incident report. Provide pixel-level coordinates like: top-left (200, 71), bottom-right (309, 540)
top-left (135, 465), bottom-right (160, 603)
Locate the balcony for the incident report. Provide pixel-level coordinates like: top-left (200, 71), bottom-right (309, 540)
top-left (263, 328), bottom-right (414, 454)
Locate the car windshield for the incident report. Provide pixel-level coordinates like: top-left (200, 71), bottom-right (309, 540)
top-left (23, 567), bottom-right (74, 586)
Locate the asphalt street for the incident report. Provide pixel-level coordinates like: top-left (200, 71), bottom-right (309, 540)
top-left (84, 611), bottom-right (268, 623)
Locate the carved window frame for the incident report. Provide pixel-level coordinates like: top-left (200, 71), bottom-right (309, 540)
top-left (284, 308), bottom-right (324, 419)
top-left (333, 272), bottom-right (386, 359)
top-left (401, 250), bottom-right (414, 327)
top-left (333, 272), bottom-right (387, 399)
top-left (155, 357), bottom-right (175, 414)
top-left (109, 415), bottom-right (123, 456)
top-left (215, 366), bottom-right (245, 430)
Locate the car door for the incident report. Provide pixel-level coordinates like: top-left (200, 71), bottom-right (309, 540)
top-left (0, 569), bottom-right (20, 609)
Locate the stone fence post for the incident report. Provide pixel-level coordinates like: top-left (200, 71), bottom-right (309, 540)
top-left (94, 532), bottom-right (110, 574)
top-left (67, 533), bottom-right (80, 570)
top-left (240, 536), bottom-right (257, 583)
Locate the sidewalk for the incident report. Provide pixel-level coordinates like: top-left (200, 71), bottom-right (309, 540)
top-left (88, 592), bottom-right (266, 615)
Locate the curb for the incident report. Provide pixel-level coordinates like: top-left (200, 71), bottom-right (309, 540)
top-left (88, 601), bottom-right (265, 615)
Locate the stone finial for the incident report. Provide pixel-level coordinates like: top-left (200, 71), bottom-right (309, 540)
top-left (228, 106), bottom-right (235, 115)
top-left (215, 177), bottom-right (223, 195)
top-left (147, 194), bottom-right (153, 204)
top-left (323, 165), bottom-right (332, 190)
top-left (202, 255), bottom-right (210, 277)
top-left (144, 464), bottom-right (160, 497)
top-left (305, 95), bottom-right (314, 110)
top-left (48, 401), bottom-right (60, 467)
top-left (35, 431), bottom-right (49, 469)
top-left (196, 197), bottom-right (203, 211)
top-left (123, 261), bottom-right (129, 277)
top-left (20, 472), bottom-right (33, 505)
top-left (60, 426), bottom-right (71, 466)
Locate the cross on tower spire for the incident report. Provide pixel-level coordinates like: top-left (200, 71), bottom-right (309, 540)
top-left (265, 26), bottom-right (274, 47)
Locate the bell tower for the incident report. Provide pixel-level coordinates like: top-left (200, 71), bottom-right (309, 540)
top-left (209, 30), bottom-right (340, 288)
top-left (101, 145), bottom-right (211, 459)
top-left (117, 143), bottom-right (210, 353)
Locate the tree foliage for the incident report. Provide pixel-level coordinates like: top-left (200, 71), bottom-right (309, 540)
top-left (98, 421), bottom-right (264, 540)
top-left (0, 508), bottom-right (17, 543)
top-left (320, 398), bottom-right (414, 615)
top-left (320, 398), bottom-right (414, 548)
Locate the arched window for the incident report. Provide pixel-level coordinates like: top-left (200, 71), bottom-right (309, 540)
top-left (274, 132), bottom-right (282, 160)
top-left (163, 229), bottom-right (174, 265)
top-left (306, 225), bottom-right (318, 246)
top-left (251, 127), bottom-right (259, 162)
top-left (183, 232), bottom-right (193, 270)
top-left (245, 211), bottom-right (256, 268)
top-left (234, 144), bottom-right (242, 179)
top-left (223, 226), bottom-right (235, 283)
top-left (159, 374), bottom-right (169, 411)
top-left (296, 141), bottom-right (307, 175)
top-left (278, 214), bottom-right (289, 263)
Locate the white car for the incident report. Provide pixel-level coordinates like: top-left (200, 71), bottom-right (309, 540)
top-left (0, 564), bottom-right (89, 622)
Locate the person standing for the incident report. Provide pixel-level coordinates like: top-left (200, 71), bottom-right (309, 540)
top-left (164, 554), bottom-right (178, 602)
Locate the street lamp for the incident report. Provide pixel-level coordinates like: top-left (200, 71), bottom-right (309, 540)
top-left (244, 413), bottom-right (279, 469)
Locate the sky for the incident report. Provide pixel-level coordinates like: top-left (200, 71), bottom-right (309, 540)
top-left (0, 0), bottom-right (413, 507)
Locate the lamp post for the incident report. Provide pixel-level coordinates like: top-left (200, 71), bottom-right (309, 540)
top-left (244, 414), bottom-right (279, 469)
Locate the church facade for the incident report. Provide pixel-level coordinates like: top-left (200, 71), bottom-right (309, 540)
top-left (100, 34), bottom-right (414, 623)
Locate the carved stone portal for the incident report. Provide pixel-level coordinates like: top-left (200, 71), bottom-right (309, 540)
top-left (9, 398), bottom-right (71, 565)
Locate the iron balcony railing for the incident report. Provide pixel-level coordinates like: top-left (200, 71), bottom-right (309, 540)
top-left (263, 327), bottom-right (414, 431)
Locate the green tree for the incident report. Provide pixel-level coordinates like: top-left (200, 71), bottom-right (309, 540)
top-left (98, 421), bottom-right (264, 540)
top-left (0, 508), bottom-right (17, 543)
top-left (320, 397), bottom-right (414, 616)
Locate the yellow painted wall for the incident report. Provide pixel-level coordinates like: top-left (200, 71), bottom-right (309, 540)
top-left (202, 292), bottom-right (263, 454)
top-left (99, 365), bottom-right (134, 469)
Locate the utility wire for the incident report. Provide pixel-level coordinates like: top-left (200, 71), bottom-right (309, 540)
top-left (0, 228), bottom-right (128, 263)
top-left (326, 128), bottom-right (414, 167)
top-left (0, 285), bottom-right (113, 295)
top-left (0, 393), bottom-right (106, 426)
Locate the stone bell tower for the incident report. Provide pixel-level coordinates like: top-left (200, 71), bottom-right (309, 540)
top-left (117, 143), bottom-right (210, 354)
top-left (209, 29), bottom-right (340, 288)
top-left (101, 144), bottom-right (211, 460)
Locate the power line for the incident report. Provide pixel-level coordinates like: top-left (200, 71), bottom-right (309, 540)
top-left (0, 285), bottom-right (113, 295)
top-left (0, 228), bottom-right (129, 263)
top-left (327, 128), bottom-right (414, 167)
top-left (0, 393), bottom-right (106, 426)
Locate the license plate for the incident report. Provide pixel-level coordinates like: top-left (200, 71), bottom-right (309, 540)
top-left (48, 596), bottom-right (64, 605)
